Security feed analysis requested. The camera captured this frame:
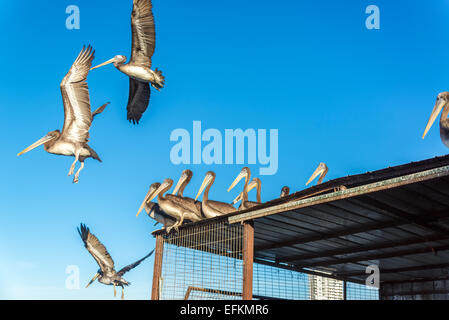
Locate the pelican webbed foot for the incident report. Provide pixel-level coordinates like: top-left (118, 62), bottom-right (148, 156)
top-left (68, 152), bottom-right (80, 176)
top-left (73, 161), bottom-right (85, 184)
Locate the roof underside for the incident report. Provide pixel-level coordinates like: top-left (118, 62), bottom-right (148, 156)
top-left (229, 155), bottom-right (449, 285)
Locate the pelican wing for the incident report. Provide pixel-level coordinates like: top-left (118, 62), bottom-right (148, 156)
top-left (78, 224), bottom-right (115, 273)
top-left (130, 0), bottom-right (156, 67)
top-left (60, 46), bottom-right (94, 144)
top-left (117, 250), bottom-right (154, 276)
top-left (127, 78), bottom-right (150, 124)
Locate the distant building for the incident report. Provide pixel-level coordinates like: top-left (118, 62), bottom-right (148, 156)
top-left (309, 274), bottom-right (344, 300)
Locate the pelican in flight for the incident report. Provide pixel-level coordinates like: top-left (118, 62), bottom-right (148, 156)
top-left (146, 179), bottom-right (202, 233)
top-left (136, 182), bottom-right (177, 229)
top-left (306, 162), bottom-right (329, 186)
top-left (228, 167), bottom-right (260, 210)
top-left (423, 92), bottom-right (449, 147)
top-left (90, 0), bottom-right (164, 124)
top-left (17, 46), bottom-right (109, 183)
top-left (78, 224), bottom-right (154, 299)
top-left (231, 178), bottom-right (262, 208)
top-left (195, 171), bottom-right (237, 218)
top-left (280, 186), bottom-right (290, 197)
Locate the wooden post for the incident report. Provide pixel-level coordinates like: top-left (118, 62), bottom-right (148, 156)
top-left (242, 220), bottom-right (254, 300)
top-left (151, 235), bottom-right (164, 300)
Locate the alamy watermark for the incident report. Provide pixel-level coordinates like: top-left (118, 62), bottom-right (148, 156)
top-left (66, 5), bottom-right (80, 30)
top-left (169, 121), bottom-right (278, 175)
top-left (365, 264), bottom-right (380, 289)
top-left (65, 265), bottom-right (80, 290)
top-left (365, 5), bottom-right (380, 30)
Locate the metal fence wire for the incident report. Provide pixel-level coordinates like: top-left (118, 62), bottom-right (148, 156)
top-left (155, 219), bottom-right (379, 300)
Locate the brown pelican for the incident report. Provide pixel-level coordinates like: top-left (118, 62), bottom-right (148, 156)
top-left (90, 0), bottom-right (164, 124)
top-left (170, 169), bottom-right (202, 214)
top-left (195, 171), bottom-right (237, 218)
top-left (136, 183), bottom-right (177, 229)
top-left (146, 179), bottom-right (202, 232)
top-left (423, 92), bottom-right (449, 147)
top-left (280, 186), bottom-right (290, 197)
top-left (228, 167), bottom-right (260, 210)
top-left (231, 178), bottom-right (262, 207)
top-left (172, 169), bottom-right (193, 197)
top-left (17, 46), bottom-right (109, 183)
top-left (78, 223), bottom-right (154, 299)
top-left (306, 162), bottom-right (329, 186)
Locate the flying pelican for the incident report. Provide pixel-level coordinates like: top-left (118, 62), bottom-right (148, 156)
top-left (136, 182), bottom-right (177, 229)
top-left (146, 179), bottom-right (202, 233)
top-left (78, 223), bottom-right (154, 299)
top-left (306, 162), bottom-right (329, 186)
top-left (17, 46), bottom-right (109, 183)
top-left (228, 167), bottom-right (260, 210)
top-left (423, 92), bottom-right (449, 147)
top-left (90, 0), bottom-right (164, 124)
top-left (195, 171), bottom-right (237, 218)
top-left (231, 178), bottom-right (262, 208)
top-left (280, 186), bottom-right (290, 197)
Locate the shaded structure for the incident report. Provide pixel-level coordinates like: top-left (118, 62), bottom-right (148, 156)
top-left (151, 155), bottom-right (449, 300)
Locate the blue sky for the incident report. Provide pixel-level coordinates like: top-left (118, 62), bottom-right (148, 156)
top-left (1, 0), bottom-right (449, 299)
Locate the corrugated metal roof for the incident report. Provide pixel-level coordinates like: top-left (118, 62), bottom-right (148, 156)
top-left (153, 155), bottom-right (449, 285)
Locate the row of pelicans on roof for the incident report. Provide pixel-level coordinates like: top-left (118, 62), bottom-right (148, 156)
top-left (74, 164), bottom-right (328, 299)
top-left (136, 164), bottom-right (329, 233)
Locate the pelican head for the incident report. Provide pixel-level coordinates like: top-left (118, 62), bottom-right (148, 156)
top-left (232, 178), bottom-right (258, 204)
top-left (147, 179), bottom-right (173, 203)
top-left (172, 169), bottom-right (193, 195)
top-left (136, 182), bottom-right (161, 217)
top-left (280, 186), bottom-right (290, 197)
top-left (306, 162), bottom-right (329, 186)
top-left (195, 171), bottom-right (215, 201)
top-left (423, 92), bottom-right (449, 139)
top-left (227, 167), bottom-right (251, 192)
top-left (90, 55), bottom-right (127, 70)
top-left (86, 269), bottom-right (102, 288)
top-left (17, 130), bottom-right (60, 156)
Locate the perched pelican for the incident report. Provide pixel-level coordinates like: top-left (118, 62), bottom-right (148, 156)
top-left (423, 92), bottom-right (449, 147)
top-left (172, 169), bottom-right (193, 197)
top-left (280, 186), bottom-right (290, 197)
top-left (90, 0), bottom-right (165, 124)
top-left (306, 162), bottom-right (329, 186)
top-left (195, 171), bottom-right (237, 218)
top-left (170, 169), bottom-right (202, 214)
top-left (147, 179), bottom-right (202, 233)
top-left (78, 224), bottom-right (154, 299)
top-left (228, 167), bottom-right (260, 210)
top-left (231, 178), bottom-right (262, 207)
top-left (17, 46), bottom-right (109, 183)
top-left (136, 182), bottom-right (177, 229)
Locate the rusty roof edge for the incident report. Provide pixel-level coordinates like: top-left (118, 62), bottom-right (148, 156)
top-left (228, 164), bottom-right (449, 224)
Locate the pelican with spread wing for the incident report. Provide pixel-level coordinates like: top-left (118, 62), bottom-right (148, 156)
top-left (90, 0), bottom-right (164, 124)
top-left (17, 46), bottom-right (109, 183)
top-left (78, 223), bottom-right (154, 299)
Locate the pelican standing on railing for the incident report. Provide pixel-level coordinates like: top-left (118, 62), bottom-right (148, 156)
top-left (423, 92), bottom-right (449, 147)
top-left (280, 186), bottom-right (290, 197)
top-left (231, 178), bottom-right (262, 208)
top-left (17, 46), bottom-right (109, 183)
top-left (90, 0), bottom-right (164, 124)
top-left (78, 224), bottom-right (154, 299)
top-left (306, 162), bottom-right (329, 186)
top-left (195, 171), bottom-right (237, 218)
top-left (146, 179), bottom-right (202, 233)
top-left (228, 167), bottom-right (260, 210)
top-left (136, 182), bottom-right (177, 229)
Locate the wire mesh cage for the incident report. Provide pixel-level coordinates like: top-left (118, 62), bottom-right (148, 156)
top-left (152, 218), bottom-right (379, 300)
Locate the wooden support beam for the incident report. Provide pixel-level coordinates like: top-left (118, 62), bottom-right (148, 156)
top-left (242, 221), bottom-right (254, 300)
top-left (151, 235), bottom-right (164, 300)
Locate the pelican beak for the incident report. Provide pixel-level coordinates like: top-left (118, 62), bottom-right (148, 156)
top-left (423, 100), bottom-right (446, 139)
top-left (227, 171), bottom-right (246, 192)
top-left (86, 273), bottom-right (100, 288)
top-left (137, 188), bottom-right (156, 217)
top-left (306, 165), bottom-right (326, 186)
top-left (147, 182), bottom-right (168, 203)
top-left (17, 134), bottom-right (56, 156)
top-left (195, 175), bottom-right (211, 201)
top-left (172, 174), bottom-right (187, 195)
top-left (232, 180), bottom-right (258, 204)
top-left (90, 58), bottom-right (115, 71)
